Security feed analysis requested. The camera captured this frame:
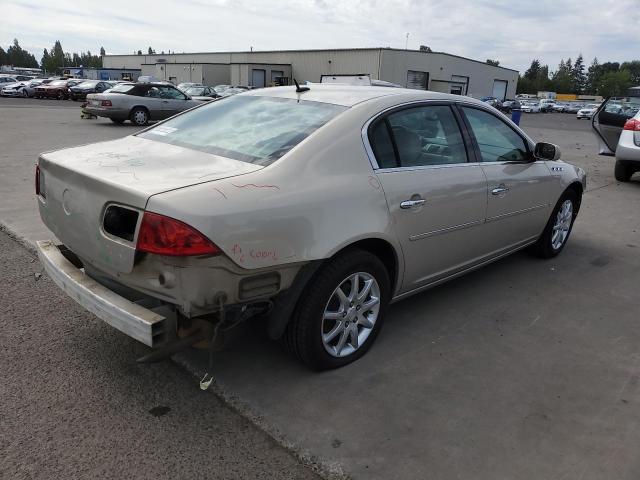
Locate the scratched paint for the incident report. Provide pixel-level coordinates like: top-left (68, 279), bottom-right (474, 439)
top-left (231, 183), bottom-right (280, 191)
top-left (368, 176), bottom-right (381, 190)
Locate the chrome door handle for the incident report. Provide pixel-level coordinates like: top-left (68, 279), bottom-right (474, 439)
top-left (400, 198), bottom-right (426, 209)
top-left (491, 185), bottom-right (510, 195)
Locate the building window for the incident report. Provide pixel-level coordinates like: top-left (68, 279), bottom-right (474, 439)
top-left (406, 70), bottom-right (429, 90)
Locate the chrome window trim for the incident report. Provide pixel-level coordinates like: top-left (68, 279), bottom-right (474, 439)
top-left (361, 99), bottom-right (536, 172)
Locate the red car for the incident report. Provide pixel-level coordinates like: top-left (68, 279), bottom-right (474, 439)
top-left (34, 79), bottom-right (69, 99)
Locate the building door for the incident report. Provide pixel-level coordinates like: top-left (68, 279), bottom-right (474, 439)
top-left (251, 69), bottom-right (266, 88)
top-left (492, 80), bottom-right (508, 101)
top-left (271, 70), bottom-right (284, 86)
top-left (406, 70), bottom-right (429, 90)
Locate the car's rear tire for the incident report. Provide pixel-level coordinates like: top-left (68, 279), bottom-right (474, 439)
top-left (283, 250), bottom-right (391, 370)
top-left (21, 89), bottom-right (28, 97)
top-left (110, 118), bottom-right (125, 124)
top-left (130, 107), bottom-right (149, 126)
top-left (530, 189), bottom-right (578, 258)
top-left (614, 161), bottom-right (633, 182)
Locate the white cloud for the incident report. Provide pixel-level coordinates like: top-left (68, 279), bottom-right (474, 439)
top-left (1, 0), bottom-right (638, 72)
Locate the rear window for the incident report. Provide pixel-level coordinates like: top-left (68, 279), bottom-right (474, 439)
top-left (138, 96), bottom-right (347, 165)
top-left (110, 84), bottom-right (135, 93)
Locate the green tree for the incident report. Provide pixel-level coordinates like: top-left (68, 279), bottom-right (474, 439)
top-left (0, 47), bottom-right (6, 65)
top-left (419, 45), bottom-right (432, 52)
top-left (4, 39), bottom-right (38, 68)
top-left (524, 59), bottom-right (541, 80)
top-left (586, 57), bottom-right (600, 94)
top-left (571, 54), bottom-right (586, 94)
top-left (486, 59), bottom-right (500, 66)
top-left (147, 47), bottom-right (155, 54)
top-left (598, 70), bottom-right (632, 96)
top-left (620, 60), bottom-right (640, 85)
top-left (137, 50), bottom-right (142, 55)
top-left (100, 46), bottom-right (105, 56)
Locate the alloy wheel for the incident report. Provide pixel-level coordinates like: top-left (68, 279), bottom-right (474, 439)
top-left (551, 199), bottom-right (573, 250)
top-left (321, 272), bottom-right (381, 358)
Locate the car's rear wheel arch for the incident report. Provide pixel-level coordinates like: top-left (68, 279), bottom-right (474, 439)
top-left (334, 238), bottom-right (399, 293)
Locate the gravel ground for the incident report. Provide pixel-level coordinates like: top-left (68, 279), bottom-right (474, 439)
top-left (0, 229), bottom-right (320, 480)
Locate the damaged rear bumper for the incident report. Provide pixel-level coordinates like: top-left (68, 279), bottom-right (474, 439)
top-left (36, 240), bottom-right (170, 347)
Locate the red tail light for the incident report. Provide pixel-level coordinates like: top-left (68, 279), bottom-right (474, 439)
top-left (136, 212), bottom-right (220, 256)
top-left (623, 118), bottom-right (640, 131)
top-left (101, 100), bottom-right (112, 107)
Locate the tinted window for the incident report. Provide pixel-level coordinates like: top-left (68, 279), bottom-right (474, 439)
top-left (462, 107), bottom-right (528, 162)
top-left (138, 96), bottom-right (346, 165)
top-left (110, 84), bottom-right (135, 94)
top-left (369, 121), bottom-right (397, 168)
top-left (159, 86), bottom-right (186, 99)
top-left (383, 105), bottom-right (468, 167)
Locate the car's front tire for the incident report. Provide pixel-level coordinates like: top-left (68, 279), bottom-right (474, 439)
top-left (283, 250), bottom-right (391, 370)
top-left (130, 107), bottom-right (149, 126)
top-left (615, 161), bottom-right (634, 182)
top-left (530, 189), bottom-right (579, 258)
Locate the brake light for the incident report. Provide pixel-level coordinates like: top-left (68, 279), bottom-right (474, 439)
top-left (623, 118), bottom-right (640, 131)
top-left (136, 212), bottom-right (220, 256)
top-left (101, 100), bottom-right (112, 107)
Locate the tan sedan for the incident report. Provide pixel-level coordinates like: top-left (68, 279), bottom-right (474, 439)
top-left (36, 85), bottom-right (586, 370)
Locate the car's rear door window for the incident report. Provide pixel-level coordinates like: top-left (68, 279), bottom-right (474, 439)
top-left (138, 95), bottom-right (346, 165)
top-left (461, 107), bottom-right (529, 162)
top-left (369, 104), bottom-right (468, 168)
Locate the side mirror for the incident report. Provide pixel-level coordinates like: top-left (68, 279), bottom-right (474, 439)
top-left (534, 142), bottom-right (561, 161)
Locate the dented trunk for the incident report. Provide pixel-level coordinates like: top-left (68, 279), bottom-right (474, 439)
top-left (37, 135), bottom-right (262, 275)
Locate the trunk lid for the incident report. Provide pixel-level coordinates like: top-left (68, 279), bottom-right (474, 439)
top-left (38, 135), bottom-right (262, 274)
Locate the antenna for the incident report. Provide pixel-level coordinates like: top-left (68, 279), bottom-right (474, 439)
top-left (294, 78), bottom-right (310, 93)
top-left (405, 32), bottom-right (409, 50)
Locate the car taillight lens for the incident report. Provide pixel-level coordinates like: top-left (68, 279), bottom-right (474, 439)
top-left (623, 118), bottom-right (640, 131)
top-left (101, 100), bottom-right (112, 107)
top-left (136, 212), bottom-right (220, 256)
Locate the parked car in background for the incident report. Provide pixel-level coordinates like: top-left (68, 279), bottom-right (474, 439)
top-left (34, 79), bottom-right (70, 99)
top-left (66, 79), bottom-right (85, 88)
top-left (520, 101), bottom-right (541, 113)
top-left (0, 75), bottom-right (18, 85)
top-left (592, 95), bottom-right (640, 181)
top-left (84, 82), bottom-right (201, 125)
top-left (553, 102), bottom-right (569, 113)
top-left (500, 99), bottom-right (520, 113)
top-left (69, 80), bottom-right (114, 101)
top-left (577, 104), bottom-right (599, 120)
top-left (183, 85), bottom-right (220, 101)
top-left (539, 99), bottom-right (556, 113)
top-left (480, 96), bottom-right (502, 110)
top-left (15, 78), bottom-right (51, 97)
top-left (36, 85), bottom-right (586, 369)
top-left (565, 103), bottom-right (584, 114)
top-left (1, 81), bottom-right (28, 97)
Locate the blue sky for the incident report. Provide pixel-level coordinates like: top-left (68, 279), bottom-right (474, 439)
top-left (1, 0), bottom-right (638, 72)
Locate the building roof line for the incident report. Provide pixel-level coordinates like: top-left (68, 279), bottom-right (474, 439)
top-left (104, 47), bottom-right (519, 73)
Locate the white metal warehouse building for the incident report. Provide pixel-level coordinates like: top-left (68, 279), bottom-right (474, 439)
top-left (103, 48), bottom-right (519, 100)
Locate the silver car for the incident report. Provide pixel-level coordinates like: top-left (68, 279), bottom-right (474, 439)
top-left (84, 82), bottom-right (201, 125)
top-left (36, 85), bottom-right (586, 369)
top-left (592, 94), bottom-right (640, 181)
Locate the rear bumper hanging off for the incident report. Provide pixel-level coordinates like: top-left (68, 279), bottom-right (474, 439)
top-left (36, 240), bottom-right (169, 347)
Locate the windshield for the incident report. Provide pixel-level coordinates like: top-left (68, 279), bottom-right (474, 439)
top-left (110, 84), bottom-right (135, 93)
top-left (78, 81), bottom-right (99, 88)
top-left (138, 95), bottom-right (347, 165)
top-left (50, 80), bottom-right (66, 86)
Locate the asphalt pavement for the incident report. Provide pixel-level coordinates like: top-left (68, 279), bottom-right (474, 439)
top-left (2, 97), bottom-right (640, 479)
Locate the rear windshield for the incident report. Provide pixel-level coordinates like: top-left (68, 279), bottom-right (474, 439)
top-left (110, 84), bottom-right (135, 93)
top-left (78, 80), bottom-right (99, 88)
top-left (138, 95), bottom-right (347, 165)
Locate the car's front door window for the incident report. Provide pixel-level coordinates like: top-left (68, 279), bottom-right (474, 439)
top-left (461, 107), bottom-right (528, 162)
top-left (159, 86), bottom-right (186, 100)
